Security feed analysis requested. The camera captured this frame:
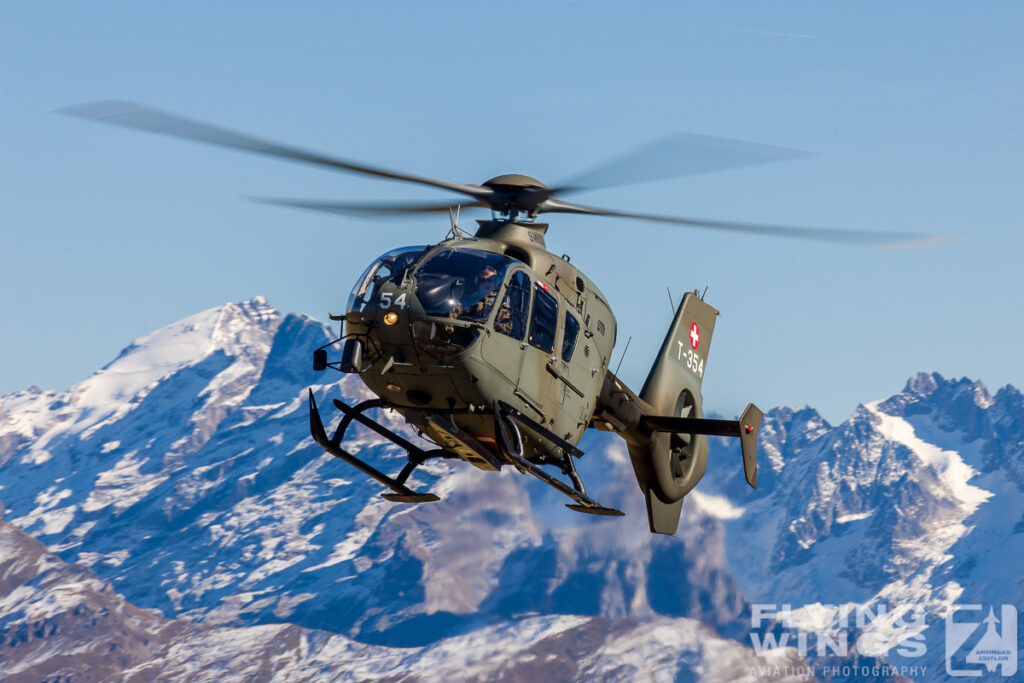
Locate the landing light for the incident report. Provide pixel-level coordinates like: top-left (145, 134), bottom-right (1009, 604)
top-left (384, 311), bottom-right (399, 326)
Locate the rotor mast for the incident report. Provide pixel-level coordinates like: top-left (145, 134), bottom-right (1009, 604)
top-left (470, 173), bottom-right (553, 251)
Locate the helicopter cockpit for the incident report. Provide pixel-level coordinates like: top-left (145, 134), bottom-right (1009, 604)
top-left (409, 247), bottom-right (516, 360)
top-left (348, 245), bottom-right (524, 361)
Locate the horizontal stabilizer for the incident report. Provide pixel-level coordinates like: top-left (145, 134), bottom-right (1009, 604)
top-left (641, 415), bottom-right (747, 436)
top-left (639, 402), bottom-right (762, 488)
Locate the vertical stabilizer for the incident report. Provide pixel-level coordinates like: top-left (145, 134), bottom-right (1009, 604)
top-left (633, 292), bottom-right (719, 534)
top-left (640, 291), bottom-right (718, 414)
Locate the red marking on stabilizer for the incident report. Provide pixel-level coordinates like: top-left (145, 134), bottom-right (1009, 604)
top-left (689, 322), bottom-right (700, 349)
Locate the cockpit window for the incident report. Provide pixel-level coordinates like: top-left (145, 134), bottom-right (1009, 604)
top-left (562, 311), bottom-right (580, 362)
top-left (494, 270), bottom-right (530, 341)
top-left (348, 245), bottom-right (426, 313)
top-left (528, 283), bottom-right (558, 354)
top-left (415, 248), bottom-right (513, 323)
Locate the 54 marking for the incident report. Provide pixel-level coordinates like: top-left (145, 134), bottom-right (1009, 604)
top-left (379, 292), bottom-right (408, 310)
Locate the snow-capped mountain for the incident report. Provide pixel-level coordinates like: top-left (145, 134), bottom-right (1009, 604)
top-left (1, 298), bottom-right (1021, 680)
top-left (700, 373), bottom-right (1024, 677)
top-left (0, 298), bottom-right (747, 641)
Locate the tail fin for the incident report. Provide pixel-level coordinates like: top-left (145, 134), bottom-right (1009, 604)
top-left (632, 292), bottom-right (719, 534)
top-left (640, 291), bottom-right (718, 414)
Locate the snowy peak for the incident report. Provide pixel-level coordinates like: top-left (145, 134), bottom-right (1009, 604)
top-left (878, 371), bottom-right (1024, 486)
top-left (0, 298), bottom-right (338, 551)
top-left (901, 371), bottom-right (993, 409)
top-left (881, 372), bottom-right (993, 438)
top-left (757, 388), bottom-right (995, 589)
top-left (0, 298), bottom-right (302, 445)
top-left (759, 406), bottom-right (831, 476)
top-left (82, 296), bottom-right (283, 407)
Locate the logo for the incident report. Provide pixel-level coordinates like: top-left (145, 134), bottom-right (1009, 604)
top-left (748, 603), bottom-right (930, 679)
top-left (946, 605), bottom-right (1018, 677)
top-left (689, 322), bottom-right (700, 349)
top-left (746, 601), bottom-right (1019, 680)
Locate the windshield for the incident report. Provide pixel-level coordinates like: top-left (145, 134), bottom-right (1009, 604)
top-left (347, 245), bottom-right (426, 313)
top-left (415, 248), bottom-right (513, 323)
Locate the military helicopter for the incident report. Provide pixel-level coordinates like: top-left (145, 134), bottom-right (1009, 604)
top-left (63, 102), bottom-right (936, 534)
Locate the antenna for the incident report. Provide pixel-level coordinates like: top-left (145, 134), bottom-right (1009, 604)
top-left (666, 287), bottom-right (675, 314)
top-left (614, 336), bottom-right (632, 377)
top-left (701, 285), bottom-right (708, 300)
top-left (447, 205), bottom-right (468, 239)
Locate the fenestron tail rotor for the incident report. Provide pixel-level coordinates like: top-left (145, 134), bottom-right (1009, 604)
top-left (61, 100), bottom-right (954, 248)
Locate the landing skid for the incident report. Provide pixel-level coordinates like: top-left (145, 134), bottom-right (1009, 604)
top-left (308, 390), bottom-right (445, 503)
top-left (493, 401), bottom-right (624, 517)
top-left (308, 390), bottom-right (623, 516)
top-left (566, 504), bottom-right (625, 516)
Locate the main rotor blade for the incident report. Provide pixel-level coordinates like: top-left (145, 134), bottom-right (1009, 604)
top-left (59, 101), bottom-right (492, 201)
top-left (554, 132), bottom-right (812, 195)
top-left (252, 197), bottom-right (487, 218)
top-left (538, 199), bottom-right (954, 248)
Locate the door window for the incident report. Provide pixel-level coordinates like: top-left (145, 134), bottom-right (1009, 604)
top-left (562, 311), bottom-right (580, 361)
top-left (494, 270), bottom-right (531, 341)
top-left (528, 284), bottom-right (558, 353)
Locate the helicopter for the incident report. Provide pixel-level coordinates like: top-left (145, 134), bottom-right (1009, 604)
top-left (62, 102), bottom-right (937, 534)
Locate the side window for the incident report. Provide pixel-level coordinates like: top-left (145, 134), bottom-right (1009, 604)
top-left (562, 311), bottom-right (580, 362)
top-left (349, 262), bottom-right (392, 312)
top-left (494, 271), bottom-right (530, 341)
top-left (365, 263), bottom-right (393, 304)
top-left (528, 284), bottom-right (558, 354)
top-left (348, 245), bottom-right (425, 313)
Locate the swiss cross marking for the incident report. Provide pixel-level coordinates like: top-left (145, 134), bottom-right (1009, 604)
top-left (689, 322), bottom-right (700, 350)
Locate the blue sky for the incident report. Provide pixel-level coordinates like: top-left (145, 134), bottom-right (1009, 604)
top-left (2, 2), bottom-right (1022, 423)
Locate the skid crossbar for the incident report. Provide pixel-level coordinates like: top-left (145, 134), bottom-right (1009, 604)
top-left (308, 390), bottom-right (441, 503)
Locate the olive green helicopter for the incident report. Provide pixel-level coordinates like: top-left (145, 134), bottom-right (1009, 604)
top-left (63, 102), bottom-right (935, 534)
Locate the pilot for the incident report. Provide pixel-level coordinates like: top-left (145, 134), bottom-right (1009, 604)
top-left (465, 265), bottom-right (499, 313)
